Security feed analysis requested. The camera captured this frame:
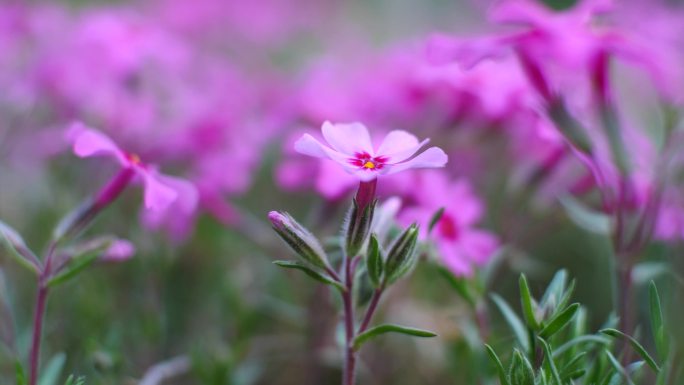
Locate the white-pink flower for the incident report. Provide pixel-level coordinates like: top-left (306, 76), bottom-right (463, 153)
top-left (294, 121), bottom-right (448, 181)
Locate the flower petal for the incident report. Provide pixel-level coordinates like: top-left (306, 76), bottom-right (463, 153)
top-left (294, 133), bottom-right (353, 166)
top-left (321, 121), bottom-right (373, 155)
top-left (385, 147), bottom-right (448, 175)
top-left (439, 244), bottom-right (474, 277)
top-left (101, 239), bottom-right (135, 262)
top-left (69, 122), bottom-right (128, 166)
top-left (377, 130), bottom-right (429, 163)
top-left (459, 230), bottom-right (499, 266)
top-left (140, 168), bottom-right (180, 211)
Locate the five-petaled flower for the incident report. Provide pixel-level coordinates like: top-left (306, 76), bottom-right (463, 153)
top-left (68, 122), bottom-right (198, 212)
top-left (294, 121), bottom-right (448, 181)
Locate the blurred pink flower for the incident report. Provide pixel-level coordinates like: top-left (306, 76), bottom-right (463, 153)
top-left (100, 239), bottom-right (136, 262)
top-left (400, 171), bottom-right (498, 277)
top-left (294, 121), bottom-right (448, 182)
top-left (68, 122), bottom-right (198, 213)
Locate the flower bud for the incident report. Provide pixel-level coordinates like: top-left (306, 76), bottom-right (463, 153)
top-left (268, 211), bottom-right (330, 270)
top-left (345, 198), bottom-right (377, 257)
top-left (384, 224), bottom-right (419, 284)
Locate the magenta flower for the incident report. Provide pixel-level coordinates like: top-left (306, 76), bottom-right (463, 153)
top-left (68, 122), bottom-right (198, 212)
top-left (400, 171), bottom-right (499, 277)
top-left (294, 121), bottom-right (448, 181)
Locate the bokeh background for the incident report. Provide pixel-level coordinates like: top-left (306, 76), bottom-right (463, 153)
top-left (0, 0), bottom-right (683, 384)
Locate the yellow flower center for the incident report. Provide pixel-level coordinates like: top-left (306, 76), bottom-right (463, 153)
top-left (363, 161), bottom-right (375, 169)
top-left (128, 153), bottom-right (142, 165)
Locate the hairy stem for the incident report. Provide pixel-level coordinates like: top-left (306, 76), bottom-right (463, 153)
top-left (342, 255), bottom-right (356, 385)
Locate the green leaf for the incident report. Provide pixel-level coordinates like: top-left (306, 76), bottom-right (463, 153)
top-left (491, 294), bottom-right (530, 352)
top-left (604, 349), bottom-right (636, 385)
top-left (553, 335), bottom-right (610, 358)
top-left (600, 328), bottom-right (660, 372)
top-left (537, 337), bottom-right (562, 385)
top-left (352, 324), bottom-right (436, 351)
top-left (15, 360), bottom-right (27, 385)
top-left (427, 207), bottom-right (445, 235)
top-left (366, 234), bottom-right (384, 288)
top-left (39, 352), bottom-right (66, 385)
top-left (519, 274), bottom-right (540, 330)
top-left (273, 261), bottom-right (345, 293)
top-left (484, 344), bottom-right (511, 385)
top-left (508, 349), bottom-right (534, 385)
top-left (559, 195), bottom-right (611, 235)
top-left (0, 220), bottom-right (40, 273)
top-left (63, 375), bottom-right (86, 385)
top-left (556, 279), bottom-right (576, 315)
top-left (47, 239), bottom-right (114, 288)
top-left (560, 351), bottom-right (587, 380)
top-left (539, 303), bottom-right (580, 339)
top-left (541, 270), bottom-right (567, 308)
top-left (649, 281), bottom-right (666, 359)
top-left (564, 369), bottom-right (586, 381)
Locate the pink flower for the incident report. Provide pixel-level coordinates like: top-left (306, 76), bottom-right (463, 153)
top-left (68, 122), bottom-right (198, 213)
top-left (294, 121), bottom-right (448, 182)
top-left (100, 239), bottom-right (136, 262)
top-left (400, 171), bottom-right (499, 277)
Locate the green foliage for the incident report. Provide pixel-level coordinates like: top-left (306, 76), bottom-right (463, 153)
top-left (366, 234), bottom-right (384, 288)
top-left (485, 272), bottom-right (676, 385)
top-left (352, 324), bottom-right (437, 351)
top-left (272, 260), bottom-right (345, 292)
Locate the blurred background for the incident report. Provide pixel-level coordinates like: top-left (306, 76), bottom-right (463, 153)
top-left (0, 0), bottom-right (683, 384)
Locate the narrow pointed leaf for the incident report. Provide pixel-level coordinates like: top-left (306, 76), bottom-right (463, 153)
top-left (38, 352), bottom-right (66, 385)
top-left (47, 239), bottom-right (113, 287)
top-left (352, 324), bottom-right (436, 351)
top-left (560, 351), bottom-right (587, 379)
top-left (484, 344), bottom-right (511, 385)
top-left (537, 337), bottom-right (562, 385)
top-left (600, 328), bottom-right (660, 372)
top-left (649, 281), bottom-right (666, 359)
top-left (539, 303), bottom-right (580, 339)
top-left (427, 207), bottom-right (445, 234)
top-left (15, 360), bottom-right (27, 385)
top-left (559, 195), bottom-right (610, 235)
top-left (273, 261), bottom-right (345, 293)
top-left (491, 294), bottom-right (530, 352)
top-left (604, 349), bottom-right (636, 385)
top-left (0, 220), bottom-right (40, 273)
top-left (553, 335), bottom-right (610, 358)
top-left (519, 274), bottom-right (540, 330)
top-left (366, 234), bottom-right (383, 288)
top-left (541, 270), bottom-right (567, 309)
top-left (556, 279), bottom-right (576, 314)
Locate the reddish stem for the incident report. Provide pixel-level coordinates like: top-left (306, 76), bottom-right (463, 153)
top-left (28, 243), bottom-right (56, 385)
top-left (358, 288), bottom-right (383, 335)
top-left (28, 285), bottom-right (48, 385)
top-left (342, 255), bottom-right (356, 385)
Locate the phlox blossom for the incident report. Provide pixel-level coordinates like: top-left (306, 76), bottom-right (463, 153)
top-left (400, 171), bottom-right (499, 277)
top-left (294, 121), bottom-right (447, 181)
top-left (68, 122), bottom-right (198, 213)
